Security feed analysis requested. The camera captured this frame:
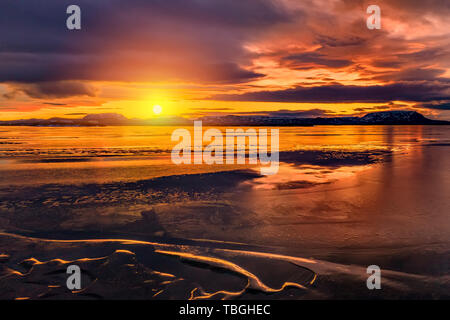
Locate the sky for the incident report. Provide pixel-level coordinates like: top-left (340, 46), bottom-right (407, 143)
top-left (0, 0), bottom-right (450, 120)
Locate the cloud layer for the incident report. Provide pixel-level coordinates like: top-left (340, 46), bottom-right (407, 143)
top-left (0, 0), bottom-right (449, 118)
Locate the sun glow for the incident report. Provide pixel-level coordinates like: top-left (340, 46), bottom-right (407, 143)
top-left (153, 105), bottom-right (162, 115)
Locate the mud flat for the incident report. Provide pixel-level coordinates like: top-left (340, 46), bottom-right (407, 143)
top-left (0, 232), bottom-right (448, 300)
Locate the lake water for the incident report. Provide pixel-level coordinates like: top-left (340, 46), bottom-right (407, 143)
top-left (1, 125), bottom-right (446, 184)
top-left (0, 125), bottom-right (449, 299)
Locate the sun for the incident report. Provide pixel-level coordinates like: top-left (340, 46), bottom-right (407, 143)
top-left (153, 104), bottom-right (162, 115)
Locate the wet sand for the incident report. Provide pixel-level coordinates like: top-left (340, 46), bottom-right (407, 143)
top-left (1, 232), bottom-right (448, 300)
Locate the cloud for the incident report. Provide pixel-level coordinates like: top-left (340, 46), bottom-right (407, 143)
top-left (190, 63), bottom-right (264, 84)
top-left (194, 108), bottom-right (337, 118)
top-left (373, 68), bottom-right (448, 82)
top-left (65, 112), bottom-right (88, 116)
top-left (190, 107), bottom-right (234, 111)
top-left (353, 105), bottom-right (390, 112)
top-left (43, 102), bottom-right (68, 106)
top-left (417, 102), bottom-right (450, 110)
top-left (0, 0), bottom-right (288, 85)
top-left (371, 59), bottom-right (403, 69)
top-left (281, 52), bottom-right (353, 69)
top-left (1, 0), bottom-right (450, 121)
top-left (254, 109), bottom-right (335, 117)
top-left (313, 35), bottom-right (367, 48)
top-left (212, 82), bottom-right (450, 103)
top-left (11, 82), bottom-right (97, 99)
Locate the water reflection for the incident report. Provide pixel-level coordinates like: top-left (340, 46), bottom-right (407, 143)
top-left (0, 125), bottom-right (449, 277)
top-left (232, 125), bottom-right (450, 265)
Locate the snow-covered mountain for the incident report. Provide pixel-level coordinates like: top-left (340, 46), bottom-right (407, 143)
top-left (361, 111), bottom-right (428, 124)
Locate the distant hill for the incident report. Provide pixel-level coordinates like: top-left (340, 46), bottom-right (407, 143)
top-left (82, 113), bottom-right (129, 125)
top-left (0, 113), bottom-right (191, 126)
top-left (0, 111), bottom-right (448, 126)
top-left (199, 111), bottom-right (449, 126)
top-left (360, 111), bottom-right (437, 124)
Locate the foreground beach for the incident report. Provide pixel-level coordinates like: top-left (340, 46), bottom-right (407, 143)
top-left (1, 231), bottom-right (448, 300)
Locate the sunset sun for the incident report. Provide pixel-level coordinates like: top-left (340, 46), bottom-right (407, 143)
top-left (153, 105), bottom-right (162, 115)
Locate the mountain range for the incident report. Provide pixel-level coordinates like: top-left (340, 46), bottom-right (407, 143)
top-left (0, 111), bottom-right (448, 126)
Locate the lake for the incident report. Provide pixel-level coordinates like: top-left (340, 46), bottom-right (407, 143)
top-left (0, 125), bottom-right (449, 299)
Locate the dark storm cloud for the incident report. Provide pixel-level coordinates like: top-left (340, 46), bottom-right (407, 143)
top-left (213, 83), bottom-right (450, 103)
top-left (0, 0), bottom-right (290, 87)
top-left (417, 102), bottom-right (450, 110)
top-left (12, 82), bottom-right (97, 99)
top-left (1, 0), bottom-right (450, 109)
top-left (0, 52), bottom-right (98, 83)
